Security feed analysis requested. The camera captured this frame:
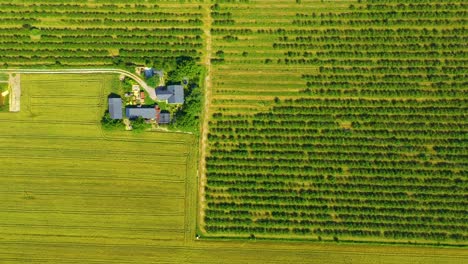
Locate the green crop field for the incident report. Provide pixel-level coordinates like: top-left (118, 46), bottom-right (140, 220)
top-left (0, 73), bottom-right (196, 234)
top-left (0, 0), bottom-right (205, 68)
top-left (0, 73), bottom-right (196, 263)
top-left (0, 0), bottom-right (467, 263)
top-left (202, 0), bottom-right (468, 246)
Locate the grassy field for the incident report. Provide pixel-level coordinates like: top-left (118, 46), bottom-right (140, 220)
top-left (0, 73), bottom-right (198, 261)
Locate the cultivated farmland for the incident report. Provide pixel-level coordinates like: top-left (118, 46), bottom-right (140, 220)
top-left (3, 73), bottom-right (465, 264)
top-left (0, 0), bottom-right (467, 263)
top-left (202, 0), bottom-right (468, 245)
top-left (0, 0), bottom-right (204, 67)
top-left (0, 73), bottom-right (198, 262)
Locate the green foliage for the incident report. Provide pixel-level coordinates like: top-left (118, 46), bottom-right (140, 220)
top-left (100, 112), bottom-right (123, 130)
top-left (145, 76), bottom-right (158, 88)
top-left (0, 98), bottom-right (8, 112)
top-left (131, 117), bottom-right (151, 133)
top-left (150, 55), bottom-right (204, 133)
top-left (170, 85), bottom-right (202, 134)
top-left (168, 56), bottom-right (201, 84)
top-left (0, 83), bottom-right (8, 112)
top-left (122, 78), bottom-right (136, 93)
top-left (161, 56), bottom-right (204, 134)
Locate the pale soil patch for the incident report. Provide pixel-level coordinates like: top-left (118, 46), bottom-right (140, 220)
top-left (9, 73), bottom-right (20, 112)
top-left (123, 118), bottom-right (132, 130)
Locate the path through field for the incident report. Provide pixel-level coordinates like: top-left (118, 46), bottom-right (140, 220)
top-left (198, 1), bottom-right (213, 233)
top-left (0, 68), bottom-right (156, 100)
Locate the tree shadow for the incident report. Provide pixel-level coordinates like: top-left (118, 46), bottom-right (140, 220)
top-left (108, 92), bottom-right (121, 99)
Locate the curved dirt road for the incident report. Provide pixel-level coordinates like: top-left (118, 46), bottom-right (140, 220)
top-left (0, 68), bottom-right (155, 100)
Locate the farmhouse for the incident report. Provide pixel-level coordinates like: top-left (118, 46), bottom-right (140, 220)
top-left (126, 105), bottom-right (172, 124)
top-left (155, 85), bottom-right (184, 104)
top-left (126, 107), bottom-right (156, 120)
top-left (108, 97), bottom-right (123, 119)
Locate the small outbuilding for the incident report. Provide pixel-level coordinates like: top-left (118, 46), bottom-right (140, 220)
top-left (108, 97), bottom-right (123, 120)
top-left (158, 112), bottom-right (171, 124)
top-left (144, 68), bottom-right (155, 79)
top-left (143, 68), bottom-right (164, 79)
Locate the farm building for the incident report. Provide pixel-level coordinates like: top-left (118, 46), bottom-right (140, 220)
top-left (144, 68), bottom-right (155, 79)
top-left (158, 112), bottom-right (171, 124)
top-left (126, 107), bottom-right (156, 119)
top-left (108, 97), bottom-right (123, 119)
top-left (155, 85), bottom-right (184, 104)
top-left (155, 105), bottom-right (171, 124)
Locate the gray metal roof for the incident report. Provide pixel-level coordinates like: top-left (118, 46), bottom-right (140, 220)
top-left (144, 69), bottom-right (154, 78)
top-left (108, 97), bottom-right (122, 119)
top-left (168, 85), bottom-right (184, 104)
top-left (158, 113), bottom-right (171, 124)
top-left (144, 68), bottom-right (163, 79)
top-left (155, 87), bottom-right (173, 101)
top-left (126, 107), bottom-right (156, 119)
top-left (155, 85), bottom-right (184, 104)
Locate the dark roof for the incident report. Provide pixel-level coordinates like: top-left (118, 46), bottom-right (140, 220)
top-left (108, 97), bottom-right (122, 119)
top-left (155, 85), bottom-right (184, 104)
top-left (158, 112), bottom-right (171, 124)
top-left (126, 107), bottom-right (156, 119)
top-left (168, 85), bottom-right (184, 104)
top-left (144, 68), bottom-right (154, 78)
top-left (155, 86), bottom-right (173, 101)
top-left (144, 69), bottom-right (163, 79)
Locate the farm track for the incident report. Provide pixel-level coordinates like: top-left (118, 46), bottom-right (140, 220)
top-left (0, 133), bottom-right (189, 146)
top-left (0, 68), bottom-right (157, 99)
top-left (198, 1), bottom-right (213, 234)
